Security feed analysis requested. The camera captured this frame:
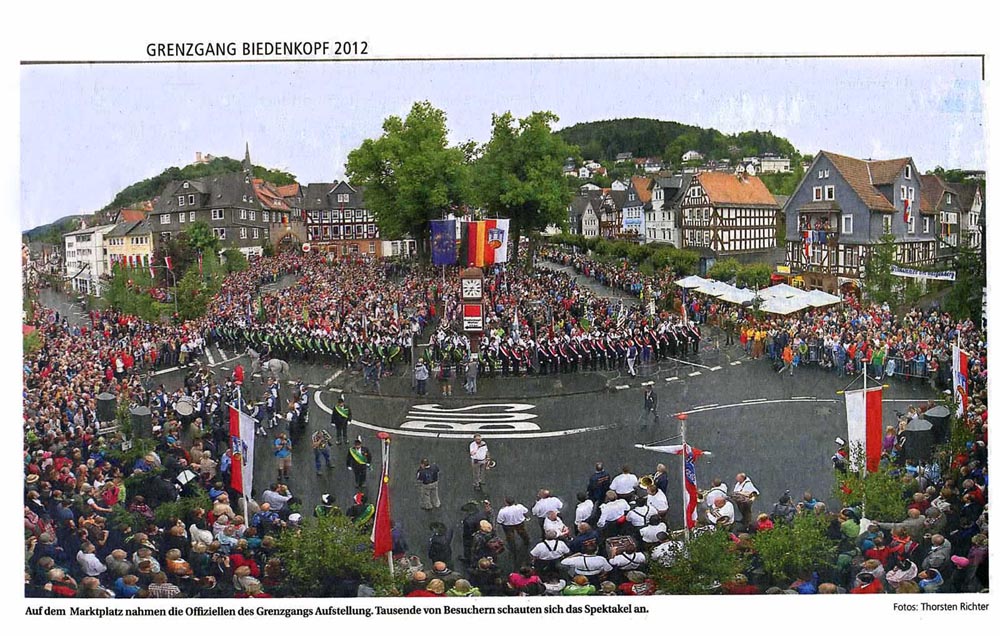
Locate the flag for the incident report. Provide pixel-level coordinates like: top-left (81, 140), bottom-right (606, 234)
top-left (643, 444), bottom-right (705, 529)
top-left (198, 252), bottom-right (204, 275)
top-left (371, 435), bottom-right (393, 558)
top-left (228, 404), bottom-right (256, 494)
top-left (617, 299), bottom-right (626, 329)
top-left (492, 218), bottom-right (511, 263)
top-left (953, 341), bottom-right (969, 416)
top-left (903, 199), bottom-right (911, 224)
top-left (466, 220), bottom-right (502, 267)
top-left (802, 231), bottom-right (812, 260)
top-left (430, 219), bottom-right (458, 266)
top-left (512, 306), bottom-right (520, 338)
top-left (164, 256), bottom-right (174, 271)
top-left (148, 255), bottom-right (155, 280)
top-left (680, 287), bottom-right (688, 323)
top-left (845, 387), bottom-right (883, 473)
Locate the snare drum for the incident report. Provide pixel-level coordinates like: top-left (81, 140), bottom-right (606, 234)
top-left (174, 397), bottom-right (194, 417)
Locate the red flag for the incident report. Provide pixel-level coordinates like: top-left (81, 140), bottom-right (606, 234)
top-left (228, 404), bottom-right (256, 495)
top-left (903, 199), bottom-right (911, 224)
top-left (149, 255), bottom-right (156, 280)
top-left (953, 343), bottom-right (969, 416)
top-left (846, 387), bottom-right (883, 473)
top-left (371, 434), bottom-right (393, 558)
top-left (650, 443), bottom-right (704, 529)
top-left (164, 256), bottom-right (174, 271)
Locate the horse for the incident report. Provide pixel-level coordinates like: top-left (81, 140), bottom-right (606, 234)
top-left (246, 347), bottom-right (290, 383)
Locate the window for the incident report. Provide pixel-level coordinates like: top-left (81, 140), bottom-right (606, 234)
top-left (900, 185), bottom-right (907, 201)
top-left (178, 196), bottom-right (185, 206)
top-left (337, 193), bottom-right (350, 203)
top-left (344, 210), bottom-right (354, 222)
top-left (907, 214), bottom-right (915, 234)
top-left (343, 225), bottom-right (353, 238)
top-left (239, 227), bottom-right (248, 239)
top-left (242, 194), bottom-right (247, 202)
top-left (160, 232), bottom-right (171, 241)
top-left (331, 210), bottom-right (342, 222)
top-left (908, 187), bottom-right (914, 201)
top-left (842, 214), bottom-right (853, 235)
top-left (331, 225), bottom-right (341, 238)
top-left (211, 209), bottom-right (224, 221)
top-left (240, 209), bottom-right (247, 220)
top-left (813, 187), bottom-right (823, 201)
top-left (188, 194), bottom-right (195, 205)
top-left (253, 228), bottom-right (259, 239)
top-left (946, 193), bottom-right (952, 205)
top-left (189, 211), bottom-right (195, 222)
top-left (321, 211), bottom-right (330, 222)
top-left (367, 224), bottom-right (376, 236)
top-left (369, 242), bottom-right (376, 254)
top-left (263, 211), bottom-right (269, 222)
top-left (213, 227), bottom-right (227, 240)
top-left (350, 244), bottom-right (359, 254)
top-left (882, 214), bottom-right (892, 235)
top-left (249, 210), bottom-right (256, 221)
top-left (355, 224), bottom-right (364, 237)
top-left (160, 214), bottom-right (170, 224)
top-left (825, 185), bottom-right (835, 200)
top-left (179, 213), bottom-right (186, 223)
top-left (904, 164), bottom-right (912, 179)
top-left (922, 217), bottom-right (931, 234)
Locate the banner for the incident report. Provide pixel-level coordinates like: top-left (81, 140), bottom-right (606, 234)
top-left (642, 444), bottom-right (705, 529)
top-left (845, 387), bottom-right (883, 473)
top-left (953, 342), bottom-right (969, 416)
top-left (492, 218), bottom-right (511, 263)
top-left (228, 405), bottom-right (256, 495)
top-left (465, 219), bottom-right (508, 267)
top-left (890, 266), bottom-right (955, 282)
top-left (371, 435), bottom-right (393, 558)
top-left (430, 219), bottom-right (457, 266)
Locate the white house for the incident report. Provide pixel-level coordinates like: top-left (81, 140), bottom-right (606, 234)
top-left (577, 166), bottom-right (592, 179)
top-left (610, 179), bottom-right (628, 191)
top-left (644, 175), bottom-right (688, 247)
top-left (63, 223), bottom-right (116, 296)
top-left (759, 154), bottom-right (792, 174)
top-left (682, 150), bottom-right (703, 163)
top-left (579, 183), bottom-right (601, 192)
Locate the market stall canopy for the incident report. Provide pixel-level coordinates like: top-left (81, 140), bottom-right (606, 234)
top-left (761, 295), bottom-right (813, 315)
top-left (674, 275), bottom-right (709, 289)
top-left (757, 283), bottom-right (809, 301)
top-left (804, 289), bottom-right (842, 308)
top-left (717, 287), bottom-right (757, 305)
top-left (694, 279), bottom-right (733, 297)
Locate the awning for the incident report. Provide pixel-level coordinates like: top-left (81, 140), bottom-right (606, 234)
top-left (804, 289), bottom-right (842, 308)
top-left (674, 275), bottom-right (709, 289)
top-left (717, 287), bottom-right (757, 305)
top-left (760, 295), bottom-right (813, 315)
top-left (693, 279), bottom-right (734, 297)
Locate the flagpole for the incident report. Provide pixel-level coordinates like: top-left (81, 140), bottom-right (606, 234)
top-left (679, 414), bottom-right (690, 542)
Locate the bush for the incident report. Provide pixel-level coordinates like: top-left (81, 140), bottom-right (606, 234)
top-left (707, 258), bottom-right (741, 282)
top-left (736, 263), bottom-right (773, 289)
top-left (23, 330), bottom-right (43, 356)
top-left (223, 248), bottom-right (249, 273)
top-left (649, 528), bottom-right (748, 594)
top-left (154, 486), bottom-right (212, 525)
top-left (752, 513), bottom-right (837, 584)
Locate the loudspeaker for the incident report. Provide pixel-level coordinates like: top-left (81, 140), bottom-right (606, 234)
top-left (899, 419), bottom-right (935, 463)
top-left (923, 406), bottom-right (951, 445)
top-left (129, 405), bottom-right (153, 439)
top-left (96, 392), bottom-right (117, 422)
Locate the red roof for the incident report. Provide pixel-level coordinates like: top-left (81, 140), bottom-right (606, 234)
top-left (696, 172), bottom-right (778, 207)
top-left (120, 209), bottom-right (147, 222)
top-left (631, 176), bottom-right (653, 204)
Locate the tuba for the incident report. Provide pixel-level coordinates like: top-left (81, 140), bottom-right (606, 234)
top-left (638, 475), bottom-right (655, 491)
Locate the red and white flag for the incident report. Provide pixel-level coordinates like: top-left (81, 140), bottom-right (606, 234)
top-left (845, 387), bottom-right (883, 473)
top-left (228, 404), bottom-right (256, 494)
top-left (903, 199), bottom-right (911, 224)
top-left (148, 256), bottom-right (156, 280)
top-left (642, 443), bottom-right (705, 529)
top-left (164, 255), bottom-right (174, 271)
top-left (371, 433), bottom-right (393, 558)
top-left (953, 342), bottom-right (969, 416)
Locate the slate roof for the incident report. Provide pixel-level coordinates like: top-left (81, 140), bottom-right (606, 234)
top-left (950, 182), bottom-right (982, 213)
top-left (868, 158), bottom-right (911, 185)
top-left (153, 173), bottom-right (262, 213)
top-left (820, 151), bottom-right (897, 212)
top-left (696, 172), bottom-right (778, 207)
top-left (106, 220), bottom-right (152, 238)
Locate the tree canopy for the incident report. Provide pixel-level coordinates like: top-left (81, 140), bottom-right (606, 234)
top-left (346, 101), bottom-right (471, 262)
top-left (472, 111), bottom-right (577, 262)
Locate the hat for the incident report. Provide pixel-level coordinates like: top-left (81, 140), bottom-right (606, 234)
top-left (479, 520), bottom-right (493, 532)
top-left (288, 513), bottom-right (302, 524)
top-left (26, 474), bottom-right (39, 484)
top-left (951, 555), bottom-right (970, 568)
top-left (353, 492), bottom-right (365, 505)
top-left (321, 494), bottom-right (333, 505)
top-left (425, 579), bottom-right (445, 594)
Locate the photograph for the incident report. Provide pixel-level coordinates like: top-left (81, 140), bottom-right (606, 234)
top-left (14, 11), bottom-right (990, 625)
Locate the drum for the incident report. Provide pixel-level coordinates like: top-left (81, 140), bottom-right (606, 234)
top-left (174, 397), bottom-right (194, 417)
top-left (605, 535), bottom-right (637, 557)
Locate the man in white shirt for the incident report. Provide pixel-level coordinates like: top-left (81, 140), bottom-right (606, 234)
top-left (529, 530), bottom-right (570, 574)
top-left (639, 514), bottom-right (668, 546)
top-left (76, 542), bottom-right (107, 577)
top-left (469, 434), bottom-right (489, 492)
top-left (702, 478), bottom-right (728, 510)
top-left (543, 509), bottom-right (571, 539)
top-left (732, 473), bottom-right (760, 526)
top-left (626, 500), bottom-right (655, 530)
top-left (609, 544), bottom-right (647, 572)
top-left (531, 489), bottom-right (563, 533)
top-left (496, 496), bottom-right (532, 550)
top-left (645, 484), bottom-right (669, 516)
top-left (561, 550), bottom-right (613, 581)
top-left (610, 465), bottom-right (639, 502)
top-left (574, 492), bottom-right (594, 530)
top-left (596, 491), bottom-right (630, 531)
top-left (706, 497), bottom-right (735, 529)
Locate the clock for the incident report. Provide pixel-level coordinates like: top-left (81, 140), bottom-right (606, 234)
top-left (461, 277), bottom-right (483, 301)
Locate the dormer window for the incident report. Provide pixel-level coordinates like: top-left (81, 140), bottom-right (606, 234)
top-left (904, 165), bottom-right (912, 179)
top-left (946, 193), bottom-right (952, 205)
top-left (183, 181), bottom-right (189, 189)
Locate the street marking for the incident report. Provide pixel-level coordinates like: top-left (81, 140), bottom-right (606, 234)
top-left (314, 391), bottom-right (608, 439)
top-left (688, 371), bottom-right (701, 377)
top-left (221, 367), bottom-right (230, 371)
top-left (325, 370), bottom-right (344, 385)
top-left (640, 381), bottom-right (655, 386)
top-left (403, 403), bottom-right (540, 432)
top-left (730, 361), bottom-right (742, 366)
top-left (151, 366), bottom-right (180, 376)
top-left (614, 385), bottom-right (630, 390)
top-left (665, 377), bottom-right (679, 382)
top-left (673, 397), bottom-right (837, 417)
top-left (205, 348), bottom-right (216, 365)
top-left (693, 403), bottom-right (719, 410)
top-left (792, 396), bottom-right (815, 400)
top-left (709, 366), bottom-right (722, 371)
top-left (742, 398), bottom-right (767, 403)
top-left (662, 356), bottom-right (714, 370)
top-left (217, 346), bottom-right (229, 360)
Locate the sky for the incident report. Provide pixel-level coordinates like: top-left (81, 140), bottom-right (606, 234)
top-left (20, 56), bottom-right (984, 230)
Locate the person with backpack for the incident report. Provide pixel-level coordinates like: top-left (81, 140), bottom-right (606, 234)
top-left (427, 522), bottom-right (453, 566)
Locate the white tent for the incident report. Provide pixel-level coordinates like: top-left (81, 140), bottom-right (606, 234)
top-left (717, 287), bottom-right (757, 305)
top-left (675, 275), bottom-right (709, 289)
top-left (761, 295), bottom-right (813, 315)
top-left (804, 289), bottom-right (842, 308)
top-left (757, 283), bottom-right (809, 301)
top-left (694, 279), bottom-right (734, 297)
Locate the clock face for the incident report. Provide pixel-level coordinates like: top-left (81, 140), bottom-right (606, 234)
top-left (461, 278), bottom-right (483, 300)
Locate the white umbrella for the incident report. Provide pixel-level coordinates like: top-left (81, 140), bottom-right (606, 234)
top-left (757, 283), bottom-right (809, 301)
top-left (675, 275), bottom-right (709, 289)
top-left (761, 295), bottom-right (813, 315)
top-left (694, 280), bottom-right (733, 297)
top-left (717, 287), bottom-right (757, 305)
top-left (804, 289), bottom-right (842, 307)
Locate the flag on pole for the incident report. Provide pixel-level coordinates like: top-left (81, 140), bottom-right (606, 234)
top-left (430, 219), bottom-right (458, 266)
top-left (680, 287), bottom-right (688, 323)
top-left (642, 444), bottom-right (705, 529)
top-left (903, 198), bottom-right (911, 225)
top-left (465, 220), bottom-right (506, 267)
top-left (512, 306), bottom-right (520, 339)
top-left (617, 299), bottom-right (626, 329)
top-left (148, 256), bottom-right (156, 280)
top-left (228, 404), bottom-right (256, 494)
top-left (371, 434), bottom-right (393, 558)
top-left (164, 256), bottom-right (174, 271)
top-left (845, 386), bottom-right (883, 473)
top-left (492, 218), bottom-right (511, 263)
top-left (802, 231), bottom-right (812, 259)
top-left (953, 341), bottom-right (969, 417)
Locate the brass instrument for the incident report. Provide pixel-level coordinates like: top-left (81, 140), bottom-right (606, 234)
top-left (485, 456), bottom-right (497, 470)
top-left (638, 474), bottom-right (655, 491)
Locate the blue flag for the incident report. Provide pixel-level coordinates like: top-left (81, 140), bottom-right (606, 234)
top-left (431, 219), bottom-right (457, 266)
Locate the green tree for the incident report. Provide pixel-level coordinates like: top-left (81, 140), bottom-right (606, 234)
top-left (23, 330), bottom-right (43, 356)
top-left (176, 268), bottom-right (211, 320)
top-left (864, 233), bottom-right (898, 307)
top-left (736, 263), bottom-right (774, 289)
top-left (707, 258), bottom-right (741, 282)
top-left (648, 528), bottom-right (748, 594)
top-left (752, 513), bottom-right (837, 584)
top-left (833, 443), bottom-right (908, 521)
top-left (346, 101), bottom-right (470, 263)
top-left (278, 515), bottom-right (402, 596)
top-left (186, 221), bottom-right (220, 254)
top-left (222, 248), bottom-right (248, 273)
top-left (472, 111), bottom-right (577, 264)
top-left (944, 245), bottom-right (985, 323)
top-left (103, 264), bottom-right (160, 322)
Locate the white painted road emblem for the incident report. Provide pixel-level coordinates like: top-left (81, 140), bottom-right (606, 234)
top-left (403, 403), bottom-right (540, 432)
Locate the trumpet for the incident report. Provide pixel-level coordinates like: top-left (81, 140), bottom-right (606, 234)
top-left (638, 474), bottom-right (655, 491)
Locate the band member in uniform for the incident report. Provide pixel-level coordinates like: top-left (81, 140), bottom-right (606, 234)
top-left (706, 496), bottom-right (735, 529)
top-left (688, 322), bottom-right (701, 355)
top-left (731, 473), bottom-right (760, 528)
top-left (642, 387), bottom-right (659, 427)
top-left (347, 437), bottom-right (373, 491)
top-left (330, 395), bottom-right (351, 445)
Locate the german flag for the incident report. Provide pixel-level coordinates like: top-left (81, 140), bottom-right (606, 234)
top-left (465, 220), bottom-right (499, 267)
